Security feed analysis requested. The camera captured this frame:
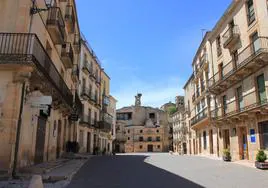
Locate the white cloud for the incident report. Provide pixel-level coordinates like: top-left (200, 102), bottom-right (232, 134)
top-left (112, 76), bottom-right (184, 109)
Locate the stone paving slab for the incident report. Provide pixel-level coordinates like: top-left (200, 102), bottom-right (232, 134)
top-left (145, 153), bottom-right (268, 188)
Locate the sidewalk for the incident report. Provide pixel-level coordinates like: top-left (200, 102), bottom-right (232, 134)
top-left (0, 153), bottom-right (91, 188)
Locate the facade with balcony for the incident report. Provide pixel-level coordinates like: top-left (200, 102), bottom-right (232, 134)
top-left (208, 0), bottom-right (268, 161)
top-left (0, 0), bottom-right (81, 173)
top-left (115, 94), bottom-right (170, 153)
top-left (181, 0), bottom-right (268, 162)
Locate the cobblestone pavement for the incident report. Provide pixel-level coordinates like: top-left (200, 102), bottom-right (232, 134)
top-left (67, 153), bottom-right (268, 188)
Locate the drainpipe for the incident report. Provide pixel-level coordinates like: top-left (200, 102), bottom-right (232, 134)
top-left (12, 83), bottom-right (26, 178)
top-left (12, 0), bottom-right (35, 178)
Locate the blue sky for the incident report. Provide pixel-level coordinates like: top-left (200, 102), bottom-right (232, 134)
top-left (76, 0), bottom-right (232, 108)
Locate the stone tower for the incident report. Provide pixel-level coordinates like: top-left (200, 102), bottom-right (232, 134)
top-left (135, 93), bottom-right (142, 106)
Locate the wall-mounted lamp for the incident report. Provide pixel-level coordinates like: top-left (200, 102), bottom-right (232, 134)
top-left (30, 0), bottom-right (53, 15)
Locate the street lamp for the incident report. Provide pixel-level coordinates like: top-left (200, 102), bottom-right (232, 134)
top-left (30, 0), bottom-right (53, 15)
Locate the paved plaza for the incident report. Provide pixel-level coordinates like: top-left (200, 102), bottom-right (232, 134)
top-left (67, 153), bottom-right (268, 188)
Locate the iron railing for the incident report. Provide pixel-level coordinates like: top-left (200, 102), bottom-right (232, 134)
top-left (211, 88), bottom-right (268, 120)
top-left (222, 25), bottom-right (240, 46)
top-left (81, 87), bottom-right (90, 98)
top-left (47, 7), bottom-right (66, 41)
top-left (80, 114), bottom-right (91, 125)
top-left (61, 42), bottom-right (74, 64)
top-left (191, 108), bottom-right (208, 126)
top-left (65, 4), bottom-right (75, 33)
top-left (209, 37), bottom-right (268, 89)
top-left (0, 33), bottom-right (73, 108)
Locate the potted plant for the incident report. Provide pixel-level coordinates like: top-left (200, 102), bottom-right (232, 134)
top-left (222, 148), bottom-right (231, 161)
top-left (255, 150), bottom-right (268, 169)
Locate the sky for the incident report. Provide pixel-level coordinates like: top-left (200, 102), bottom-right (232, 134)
top-left (76, 0), bottom-right (232, 109)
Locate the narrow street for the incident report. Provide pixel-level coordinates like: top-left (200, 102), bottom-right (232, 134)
top-left (67, 153), bottom-right (268, 188)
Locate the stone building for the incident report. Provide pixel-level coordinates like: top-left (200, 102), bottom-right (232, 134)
top-left (115, 94), bottom-right (169, 153)
top-left (171, 96), bottom-right (187, 154)
top-left (0, 0), bottom-right (114, 175)
top-left (0, 0), bottom-right (81, 174)
top-left (76, 37), bottom-right (115, 155)
top-left (183, 0), bottom-right (268, 162)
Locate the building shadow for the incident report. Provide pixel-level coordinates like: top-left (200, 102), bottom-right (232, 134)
top-left (67, 155), bottom-right (203, 188)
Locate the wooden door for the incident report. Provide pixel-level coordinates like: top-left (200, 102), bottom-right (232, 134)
top-left (34, 117), bottom-right (47, 164)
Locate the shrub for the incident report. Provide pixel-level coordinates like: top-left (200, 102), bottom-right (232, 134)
top-left (223, 148), bottom-right (231, 158)
top-left (256, 150), bottom-right (267, 162)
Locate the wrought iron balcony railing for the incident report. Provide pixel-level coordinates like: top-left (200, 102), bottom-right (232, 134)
top-left (0, 33), bottom-right (73, 108)
top-left (211, 88), bottom-right (268, 121)
top-left (222, 25), bottom-right (240, 48)
top-left (61, 42), bottom-right (74, 68)
top-left (46, 7), bottom-right (66, 44)
top-left (191, 108), bottom-right (208, 127)
top-left (65, 4), bottom-right (75, 33)
top-left (209, 37), bottom-right (268, 93)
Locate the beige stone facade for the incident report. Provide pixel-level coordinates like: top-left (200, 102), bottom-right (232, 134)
top-left (0, 0), bottom-right (113, 175)
top-left (115, 94), bottom-right (169, 153)
top-left (182, 0), bottom-right (268, 162)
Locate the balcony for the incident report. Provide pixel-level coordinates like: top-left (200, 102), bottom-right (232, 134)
top-left (96, 76), bottom-right (101, 85)
top-left (0, 33), bottom-right (73, 110)
top-left (61, 43), bottom-right (74, 68)
top-left (200, 53), bottom-right (209, 69)
top-left (80, 87), bottom-right (90, 99)
top-left (223, 25), bottom-right (240, 50)
top-left (80, 115), bottom-right (91, 126)
top-left (190, 108), bottom-right (208, 128)
top-left (90, 93), bottom-right (96, 104)
top-left (82, 61), bottom-right (92, 75)
top-left (73, 33), bottom-right (80, 53)
top-left (46, 7), bottom-right (66, 44)
top-left (209, 37), bottom-right (268, 94)
top-left (98, 113), bottom-right (113, 132)
top-left (65, 4), bottom-right (75, 33)
top-left (90, 72), bottom-right (96, 80)
top-left (211, 88), bottom-right (268, 122)
top-left (71, 64), bottom-right (79, 82)
top-left (74, 92), bottom-right (82, 116)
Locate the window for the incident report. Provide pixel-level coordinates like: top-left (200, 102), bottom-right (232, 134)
top-left (247, 0), bottom-right (255, 25)
top-left (251, 32), bottom-right (259, 52)
top-left (139, 145), bottom-right (143, 149)
top-left (216, 35), bottom-right (222, 57)
top-left (256, 74), bottom-right (267, 104)
top-left (219, 63), bottom-right (223, 79)
top-left (140, 130), bottom-right (143, 133)
top-left (156, 129), bottom-right (159, 133)
top-left (222, 95), bottom-right (227, 115)
top-left (259, 121), bottom-right (268, 149)
top-left (157, 145), bottom-right (160, 149)
top-left (127, 130), bottom-right (130, 134)
top-left (203, 131), bottom-right (207, 150)
top-left (139, 136), bottom-right (143, 141)
top-left (232, 50), bottom-right (238, 67)
top-left (147, 137), bottom-right (152, 141)
top-left (128, 137), bottom-right (130, 140)
top-left (149, 113), bottom-right (155, 119)
top-left (237, 86), bottom-right (243, 111)
top-left (156, 136), bottom-right (161, 141)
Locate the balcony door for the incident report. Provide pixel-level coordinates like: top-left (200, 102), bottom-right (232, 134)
top-left (257, 74), bottom-right (266, 104)
top-left (251, 32), bottom-right (260, 53)
top-left (237, 86), bottom-right (244, 111)
top-left (222, 95), bottom-right (227, 115)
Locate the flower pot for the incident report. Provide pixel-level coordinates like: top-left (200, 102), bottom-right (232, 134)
top-left (255, 161), bottom-right (268, 169)
top-left (223, 156), bottom-right (231, 162)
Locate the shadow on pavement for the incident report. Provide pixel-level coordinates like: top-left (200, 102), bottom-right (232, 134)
top-left (67, 155), bottom-right (203, 188)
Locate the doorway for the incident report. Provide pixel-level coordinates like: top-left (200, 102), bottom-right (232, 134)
top-left (34, 117), bottom-right (47, 164)
top-left (87, 132), bottom-right (91, 153)
top-left (209, 129), bottom-right (214, 154)
top-left (56, 120), bottom-right (62, 159)
top-left (147, 144), bottom-right (153, 152)
top-left (193, 139), bottom-right (196, 154)
top-left (239, 127), bottom-right (248, 160)
top-left (223, 129), bottom-right (230, 149)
